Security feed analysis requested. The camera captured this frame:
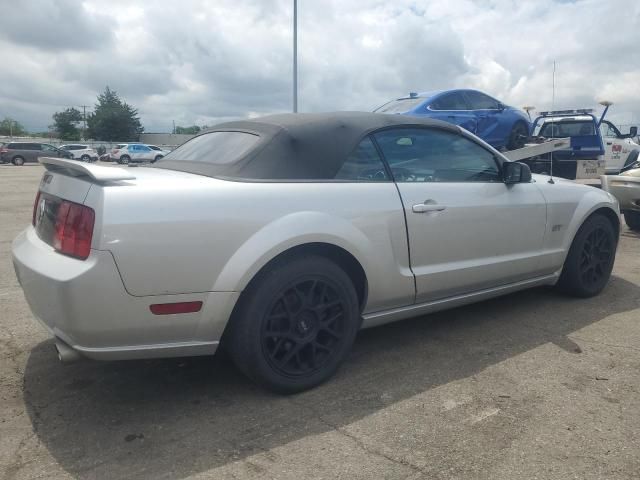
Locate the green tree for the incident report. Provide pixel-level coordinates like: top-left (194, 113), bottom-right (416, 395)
top-left (52, 107), bottom-right (82, 140)
top-left (86, 86), bottom-right (144, 141)
top-left (0, 117), bottom-right (26, 136)
top-left (175, 125), bottom-right (201, 135)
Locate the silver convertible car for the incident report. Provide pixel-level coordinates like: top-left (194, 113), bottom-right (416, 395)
top-left (13, 112), bottom-right (620, 393)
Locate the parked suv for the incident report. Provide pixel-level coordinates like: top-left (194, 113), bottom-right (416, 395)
top-left (60, 144), bottom-right (98, 162)
top-left (0, 142), bottom-right (72, 165)
top-left (110, 143), bottom-right (165, 164)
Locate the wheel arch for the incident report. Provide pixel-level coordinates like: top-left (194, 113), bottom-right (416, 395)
top-left (250, 242), bottom-right (368, 312)
top-left (563, 203), bottom-right (620, 256)
top-left (211, 212), bottom-right (375, 311)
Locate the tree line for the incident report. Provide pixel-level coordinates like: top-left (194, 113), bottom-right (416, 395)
top-left (45, 87), bottom-right (201, 141)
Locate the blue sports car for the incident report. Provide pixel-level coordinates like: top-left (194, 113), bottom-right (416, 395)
top-left (375, 89), bottom-right (531, 150)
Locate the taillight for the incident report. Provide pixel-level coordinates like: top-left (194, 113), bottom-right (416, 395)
top-left (32, 191), bottom-right (41, 226)
top-left (52, 200), bottom-right (95, 259)
top-left (0, 147), bottom-right (8, 154)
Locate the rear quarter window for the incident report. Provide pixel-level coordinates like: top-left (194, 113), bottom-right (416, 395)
top-left (160, 131), bottom-right (260, 164)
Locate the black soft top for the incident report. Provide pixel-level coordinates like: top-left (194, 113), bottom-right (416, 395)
top-left (156, 111), bottom-right (460, 180)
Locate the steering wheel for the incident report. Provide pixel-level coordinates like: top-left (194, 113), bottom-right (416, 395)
top-left (390, 167), bottom-right (418, 182)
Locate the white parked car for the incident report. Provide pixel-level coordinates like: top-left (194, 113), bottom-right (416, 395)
top-left (601, 162), bottom-right (640, 230)
top-left (59, 144), bottom-right (98, 162)
top-left (13, 112), bottom-right (620, 393)
top-left (110, 143), bottom-right (165, 164)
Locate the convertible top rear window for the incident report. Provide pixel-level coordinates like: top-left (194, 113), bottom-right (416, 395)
top-left (161, 131), bottom-right (260, 164)
top-left (153, 112), bottom-right (460, 181)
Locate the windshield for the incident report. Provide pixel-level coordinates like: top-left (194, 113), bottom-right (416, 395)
top-left (159, 131), bottom-right (260, 164)
top-left (539, 120), bottom-right (595, 137)
top-left (375, 98), bottom-right (425, 114)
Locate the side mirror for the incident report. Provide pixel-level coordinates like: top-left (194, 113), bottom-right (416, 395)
top-left (630, 126), bottom-right (638, 137)
top-left (503, 161), bottom-right (532, 184)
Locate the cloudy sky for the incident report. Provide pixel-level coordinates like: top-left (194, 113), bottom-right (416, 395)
top-left (0, 0), bottom-right (639, 133)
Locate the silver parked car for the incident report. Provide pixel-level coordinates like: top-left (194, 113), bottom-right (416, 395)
top-left (60, 144), bottom-right (99, 162)
top-left (13, 112), bottom-right (620, 393)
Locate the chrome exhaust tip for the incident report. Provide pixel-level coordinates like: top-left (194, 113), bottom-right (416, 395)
top-left (54, 339), bottom-right (82, 364)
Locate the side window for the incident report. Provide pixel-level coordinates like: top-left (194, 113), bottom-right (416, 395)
top-left (29, 144), bottom-right (43, 151)
top-left (140, 146), bottom-right (152, 152)
top-left (465, 91), bottom-right (500, 110)
top-left (429, 93), bottom-right (469, 111)
top-left (128, 145), bottom-right (137, 152)
top-left (334, 137), bottom-right (389, 181)
top-left (41, 144), bottom-right (56, 152)
top-left (373, 128), bottom-right (501, 183)
top-left (600, 122), bottom-right (618, 138)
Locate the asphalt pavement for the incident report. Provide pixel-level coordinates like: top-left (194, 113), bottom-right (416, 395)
top-left (1, 164), bottom-right (639, 479)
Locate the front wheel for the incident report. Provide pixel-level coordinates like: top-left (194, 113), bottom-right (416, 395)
top-left (81, 154), bottom-right (90, 162)
top-left (153, 155), bottom-right (163, 163)
top-left (556, 214), bottom-right (617, 297)
top-left (624, 211), bottom-right (640, 231)
top-left (226, 255), bottom-right (360, 394)
top-left (507, 122), bottom-right (529, 150)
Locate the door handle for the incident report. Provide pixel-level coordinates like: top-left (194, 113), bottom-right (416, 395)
top-left (606, 142), bottom-right (612, 145)
top-left (412, 203), bottom-right (447, 213)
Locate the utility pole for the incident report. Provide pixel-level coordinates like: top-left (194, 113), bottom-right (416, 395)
top-left (80, 105), bottom-right (89, 140)
top-left (172, 120), bottom-right (176, 134)
top-left (293, 0), bottom-right (298, 113)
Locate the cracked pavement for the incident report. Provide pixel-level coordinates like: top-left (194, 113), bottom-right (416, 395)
top-left (1, 164), bottom-right (639, 479)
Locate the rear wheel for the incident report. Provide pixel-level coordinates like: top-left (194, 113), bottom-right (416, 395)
top-left (624, 211), bottom-right (640, 231)
top-left (12, 156), bottom-right (25, 166)
top-left (557, 214), bottom-right (617, 297)
top-left (507, 122), bottom-right (529, 150)
top-left (119, 155), bottom-right (130, 165)
top-left (226, 255), bottom-right (360, 394)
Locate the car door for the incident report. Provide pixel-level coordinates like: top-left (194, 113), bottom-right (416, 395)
top-left (599, 121), bottom-right (625, 173)
top-left (464, 91), bottom-right (503, 146)
top-left (39, 144), bottom-right (60, 160)
top-left (373, 127), bottom-right (547, 303)
top-left (27, 143), bottom-right (43, 162)
top-left (426, 92), bottom-right (477, 134)
top-left (128, 144), bottom-right (141, 161)
top-left (138, 145), bottom-right (154, 161)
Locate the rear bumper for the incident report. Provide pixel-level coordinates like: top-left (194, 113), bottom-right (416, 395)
top-left (12, 227), bottom-right (239, 360)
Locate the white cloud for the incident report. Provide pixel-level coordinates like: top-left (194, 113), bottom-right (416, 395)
top-left (0, 0), bottom-right (638, 132)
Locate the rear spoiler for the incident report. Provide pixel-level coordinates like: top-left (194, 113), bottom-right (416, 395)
top-left (39, 157), bottom-right (135, 182)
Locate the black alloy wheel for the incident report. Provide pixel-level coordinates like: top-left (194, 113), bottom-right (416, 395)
top-left (261, 278), bottom-right (346, 378)
top-left (578, 226), bottom-right (614, 288)
top-left (557, 214), bottom-right (617, 297)
top-left (226, 255), bottom-right (360, 393)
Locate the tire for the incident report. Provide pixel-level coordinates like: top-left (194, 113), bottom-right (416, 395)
top-left (12, 156), bottom-right (25, 166)
top-left (81, 154), bottom-right (90, 162)
top-left (153, 155), bottom-right (163, 163)
top-left (226, 255), bottom-right (360, 394)
top-left (119, 155), bottom-right (130, 165)
top-left (507, 122), bottom-right (529, 150)
top-left (557, 214), bottom-right (617, 297)
top-left (624, 211), bottom-right (640, 231)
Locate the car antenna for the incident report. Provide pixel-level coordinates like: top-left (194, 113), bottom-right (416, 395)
top-left (548, 61), bottom-right (556, 184)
